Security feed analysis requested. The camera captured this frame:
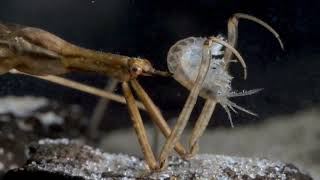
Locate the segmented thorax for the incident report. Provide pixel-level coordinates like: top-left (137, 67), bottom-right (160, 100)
top-left (167, 36), bottom-right (232, 100)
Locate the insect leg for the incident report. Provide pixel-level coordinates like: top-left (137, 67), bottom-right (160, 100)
top-left (122, 81), bottom-right (158, 170)
top-left (10, 70), bottom-right (146, 110)
top-left (233, 13), bottom-right (284, 50)
top-left (88, 78), bottom-right (119, 138)
top-left (187, 99), bottom-right (217, 157)
top-left (130, 79), bottom-right (187, 157)
top-left (185, 37), bottom-right (248, 157)
top-left (207, 36), bottom-right (247, 79)
top-left (224, 13), bottom-right (284, 69)
top-left (159, 39), bottom-right (212, 168)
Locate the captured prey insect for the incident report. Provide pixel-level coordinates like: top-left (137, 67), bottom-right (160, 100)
top-left (0, 22), bottom-right (189, 170)
top-left (159, 13), bottom-right (284, 166)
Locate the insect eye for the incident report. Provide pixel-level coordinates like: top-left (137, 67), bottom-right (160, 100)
top-left (131, 67), bottom-right (138, 72)
top-left (130, 66), bottom-right (142, 75)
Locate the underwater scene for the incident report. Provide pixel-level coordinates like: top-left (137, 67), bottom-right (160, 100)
top-left (0, 0), bottom-right (318, 179)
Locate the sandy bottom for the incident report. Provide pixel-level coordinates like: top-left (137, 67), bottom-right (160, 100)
top-left (100, 107), bottom-right (320, 179)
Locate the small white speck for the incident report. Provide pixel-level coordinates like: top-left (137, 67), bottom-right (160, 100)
top-left (39, 138), bottom-right (70, 145)
top-left (36, 112), bottom-right (64, 127)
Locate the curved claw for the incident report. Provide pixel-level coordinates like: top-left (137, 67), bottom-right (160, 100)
top-left (233, 13), bottom-right (284, 50)
top-left (208, 36), bottom-right (247, 79)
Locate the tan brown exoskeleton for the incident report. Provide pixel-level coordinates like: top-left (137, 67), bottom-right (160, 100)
top-left (0, 13), bottom-right (283, 171)
top-left (0, 21), bottom-right (243, 170)
top-left (0, 22), bottom-right (186, 170)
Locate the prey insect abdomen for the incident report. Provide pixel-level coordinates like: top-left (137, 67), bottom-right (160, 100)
top-left (167, 36), bottom-right (229, 100)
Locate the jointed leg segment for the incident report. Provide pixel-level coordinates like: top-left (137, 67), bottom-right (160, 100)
top-left (188, 99), bottom-right (217, 157)
top-left (207, 36), bottom-right (247, 79)
top-left (123, 80), bottom-right (188, 170)
top-left (130, 79), bottom-right (187, 156)
top-left (4, 14), bottom-right (284, 171)
top-left (119, 79), bottom-right (191, 170)
top-left (10, 69), bottom-right (146, 110)
top-left (161, 13), bottom-right (284, 164)
top-left (186, 36), bottom-right (246, 157)
top-left (122, 81), bottom-right (158, 170)
top-left (232, 13), bottom-right (284, 50)
top-left (159, 39), bottom-right (212, 167)
top-left (224, 13), bottom-right (284, 66)
top-left (11, 70), bottom-right (186, 170)
top-left (186, 14), bottom-right (284, 159)
top-left (160, 36), bottom-right (247, 165)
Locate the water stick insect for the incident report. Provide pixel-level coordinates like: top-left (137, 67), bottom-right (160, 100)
top-left (0, 22), bottom-right (186, 170)
top-left (160, 13), bottom-right (284, 166)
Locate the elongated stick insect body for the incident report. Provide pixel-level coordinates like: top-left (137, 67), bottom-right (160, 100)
top-left (0, 22), bottom-right (185, 170)
top-left (0, 12), bottom-right (283, 171)
top-left (160, 13), bottom-right (284, 165)
top-left (0, 23), bottom-right (161, 80)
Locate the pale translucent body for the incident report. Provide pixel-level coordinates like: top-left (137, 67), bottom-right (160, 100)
top-left (167, 36), bottom-right (260, 126)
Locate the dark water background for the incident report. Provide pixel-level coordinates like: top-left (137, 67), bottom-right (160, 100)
top-left (0, 0), bottom-right (319, 130)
